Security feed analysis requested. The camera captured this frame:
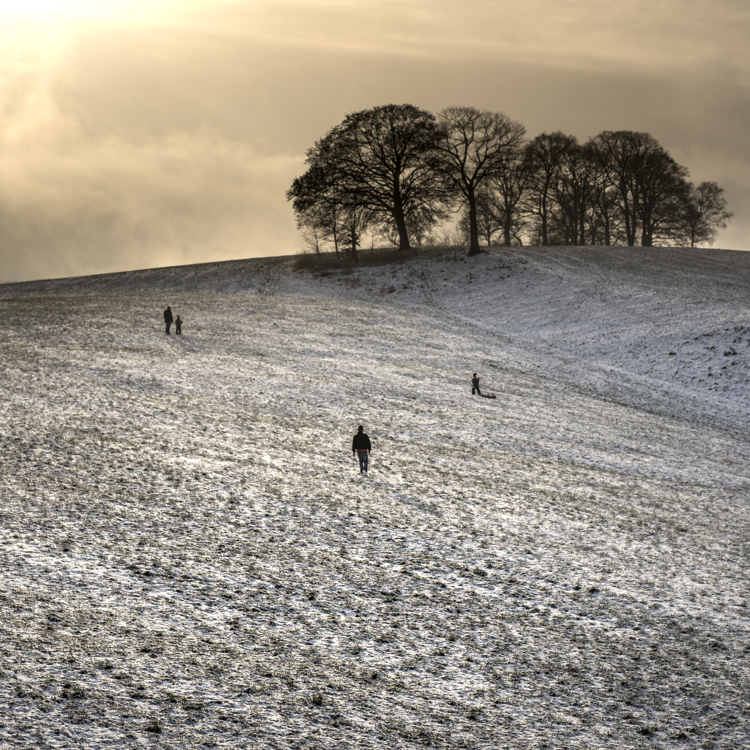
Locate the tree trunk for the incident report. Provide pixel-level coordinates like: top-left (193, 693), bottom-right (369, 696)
top-left (392, 190), bottom-right (411, 252)
top-left (624, 215), bottom-right (635, 246)
top-left (350, 223), bottom-right (359, 264)
top-left (640, 206), bottom-right (653, 246)
top-left (503, 194), bottom-right (513, 246)
top-left (503, 215), bottom-right (512, 246)
top-left (620, 188), bottom-right (636, 246)
top-left (467, 190), bottom-right (481, 255)
top-left (395, 217), bottom-right (410, 251)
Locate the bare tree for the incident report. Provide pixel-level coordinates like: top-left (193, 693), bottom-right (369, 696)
top-left (462, 186), bottom-right (503, 247)
top-left (522, 132), bottom-right (575, 246)
top-left (298, 224), bottom-right (325, 255)
top-left (590, 131), bottom-right (692, 246)
top-left (489, 148), bottom-right (530, 246)
top-left (549, 137), bottom-right (600, 245)
top-left (289, 104), bottom-right (451, 253)
top-left (433, 107), bottom-right (526, 255)
top-left (683, 181), bottom-right (733, 247)
top-left (585, 149), bottom-right (623, 246)
top-left (461, 180), bottom-right (526, 247)
top-left (636, 147), bottom-right (691, 246)
top-left (590, 131), bottom-right (646, 246)
top-left (287, 155), bottom-right (349, 258)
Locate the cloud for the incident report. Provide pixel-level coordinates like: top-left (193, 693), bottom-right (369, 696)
top-left (0, 53), bottom-right (301, 282)
top-left (0, 137), bottom-right (302, 282)
top-left (0, 18), bottom-right (313, 283)
top-left (206, 0), bottom-right (750, 75)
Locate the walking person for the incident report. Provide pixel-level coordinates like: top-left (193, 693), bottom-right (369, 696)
top-left (352, 425), bottom-right (372, 475)
top-left (164, 306), bottom-right (173, 335)
top-left (175, 315), bottom-right (182, 335)
top-left (471, 372), bottom-right (481, 396)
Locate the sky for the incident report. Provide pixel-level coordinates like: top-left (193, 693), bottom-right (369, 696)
top-left (0, 0), bottom-right (749, 282)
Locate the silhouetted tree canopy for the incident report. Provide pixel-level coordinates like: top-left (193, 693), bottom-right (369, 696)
top-left (591, 131), bottom-right (691, 246)
top-left (523, 132), bottom-right (576, 246)
top-left (433, 107), bottom-right (526, 255)
top-left (289, 107), bottom-right (732, 255)
top-left (288, 104), bottom-right (451, 253)
top-left (683, 181), bottom-right (733, 248)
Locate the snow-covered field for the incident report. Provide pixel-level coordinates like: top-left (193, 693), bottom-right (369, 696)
top-left (0, 245), bottom-right (748, 749)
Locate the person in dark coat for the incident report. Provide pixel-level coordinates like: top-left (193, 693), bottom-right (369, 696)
top-left (471, 372), bottom-right (481, 396)
top-left (352, 425), bottom-right (372, 475)
top-left (175, 315), bottom-right (182, 335)
top-left (164, 306), bottom-right (173, 335)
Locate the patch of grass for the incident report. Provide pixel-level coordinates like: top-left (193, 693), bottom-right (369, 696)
top-left (293, 245), bottom-right (466, 273)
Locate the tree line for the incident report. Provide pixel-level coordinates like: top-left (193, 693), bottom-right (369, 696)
top-left (287, 104), bottom-right (732, 259)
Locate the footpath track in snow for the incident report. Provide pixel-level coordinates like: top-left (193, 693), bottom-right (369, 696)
top-left (0, 247), bottom-right (748, 749)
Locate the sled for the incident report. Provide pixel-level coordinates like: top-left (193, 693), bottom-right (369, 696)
top-left (480, 393), bottom-right (497, 399)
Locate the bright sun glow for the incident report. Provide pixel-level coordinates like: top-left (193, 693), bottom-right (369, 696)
top-left (0, 0), bottom-right (192, 26)
top-left (0, 0), bottom-right (101, 19)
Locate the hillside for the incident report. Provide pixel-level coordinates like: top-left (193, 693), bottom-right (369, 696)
top-left (0, 246), bottom-right (748, 749)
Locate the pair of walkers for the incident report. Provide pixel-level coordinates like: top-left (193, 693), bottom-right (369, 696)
top-left (163, 306), bottom-right (183, 335)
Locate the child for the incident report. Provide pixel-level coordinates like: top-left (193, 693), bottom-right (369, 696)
top-left (175, 315), bottom-right (182, 335)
